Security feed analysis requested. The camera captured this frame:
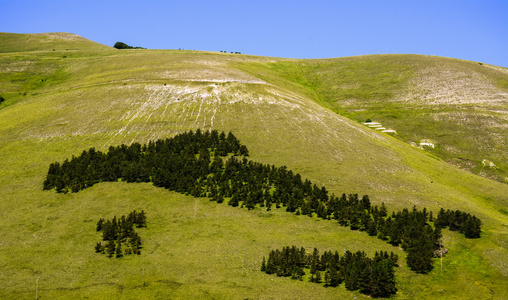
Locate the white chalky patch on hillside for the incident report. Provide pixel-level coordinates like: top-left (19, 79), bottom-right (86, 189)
top-left (159, 68), bottom-right (266, 84)
top-left (29, 32), bottom-right (83, 41)
top-left (108, 83), bottom-right (306, 141)
top-left (20, 79), bottom-right (398, 158)
top-left (401, 67), bottom-right (508, 105)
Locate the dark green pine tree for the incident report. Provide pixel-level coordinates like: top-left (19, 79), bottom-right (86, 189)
top-left (261, 256), bottom-right (266, 272)
top-left (324, 270), bottom-right (331, 286)
top-left (344, 263), bottom-right (359, 290)
top-left (389, 220), bottom-right (402, 246)
top-left (228, 192), bottom-right (240, 207)
top-left (434, 208), bottom-right (448, 228)
top-left (390, 252), bottom-right (399, 267)
top-left (309, 260), bottom-right (318, 282)
top-left (301, 201), bottom-right (312, 216)
top-left (360, 212), bottom-right (371, 232)
top-left (367, 221), bottom-right (378, 236)
top-left (371, 259), bottom-right (397, 297)
top-left (115, 241), bottom-right (123, 258)
top-left (379, 202), bottom-right (388, 217)
top-left (336, 208), bottom-right (348, 226)
top-left (329, 267), bottom-right (341, 287)
top-left (95, 242), bottom-right (104, 253)
top-left (217, 193), bottom-right (225, 204)
top-left (360, 195), bottom-right (371, 210)
top-left (314, 270), bottom-right (322, 283)
top-left (316, 202), bottom-right (327, 219)
top-left (106, 240), bottom-right (116, 257)
top-left (137, 210), bottom-right (147, 228)
top-left (265, 253), bottom-right (275, 274)
top-left (463, 215), bottom-right (482, 238)
top-left (238, 144), bottom-right (249, 156)
top-left (377, 219), bottom-right (388, 241)
top-left (245, 193), bottom-right (256, 210)
top-left (70, 178), bottom-right (81, 193)
top-left (358, 261), bottom-right (373, 294)
top-left (349, 213), bottom-right (360, 230)
top-left (130, 233), bottom-right (142, 254)
top-left (96, 218), bottom-right (104, 231)
top-left (406, 226), bottom-right (435, 273)
top-left (265, 192), bottom-right (272, 211)
top-left (54, 176), bottom-right (65, 193)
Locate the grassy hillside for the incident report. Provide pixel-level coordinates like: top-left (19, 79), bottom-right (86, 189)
top-left (0, 32), bottom-right (112, 53)
top-left (239, 55), bottom-right (508, 182)
top-left (0, 33), bottom-right (507, 299)
top-left (0, 32), bottom-right (114, 108)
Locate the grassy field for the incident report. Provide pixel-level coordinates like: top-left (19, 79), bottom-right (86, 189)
top-left (0, 33), bottom-right (507, 299)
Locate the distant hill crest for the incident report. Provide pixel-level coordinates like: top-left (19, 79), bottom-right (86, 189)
top-left (0, 32), bottom-right (111, 53)
top-left (27, 32), bottom-right (84, 41)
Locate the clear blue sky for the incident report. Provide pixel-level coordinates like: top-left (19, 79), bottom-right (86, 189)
top-left (2, 0), bottom-right (507, 67)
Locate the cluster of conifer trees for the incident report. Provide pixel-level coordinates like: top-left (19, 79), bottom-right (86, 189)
top-left (44, 130), bottom-right (482, 274)
top-left (434, 208), bottom-right (482, 238)
top-left (113, 41), bottom-right (146, 49)
top-left (42, 129), bottom-right (248, 193)
top-left (262, 246), bottom-right (397, 297)
top-left (94, 210), bottom-right (146, 257)
top-left (206, 156), bottom-right (478, 273)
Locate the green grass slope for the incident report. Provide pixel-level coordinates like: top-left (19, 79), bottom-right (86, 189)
top-left (0, 32), bottom-right (112, 53)
top-left (0, 33), bottom-right (507, 299)
top-left (0, 32), bottom-right (114, 108)
top-left (241, 55), bottom-right (508, 183)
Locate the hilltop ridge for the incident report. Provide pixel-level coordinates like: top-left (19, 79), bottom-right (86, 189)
top-left (0, 32), bottom-right (112, 53)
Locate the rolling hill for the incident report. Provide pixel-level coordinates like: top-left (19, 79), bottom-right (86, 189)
top-left (0, 33), bottom-right (507, 299)
top-left (0, 32), bottom-right (112, 53)
top-left (238, 55), bottom-right (508, 183)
